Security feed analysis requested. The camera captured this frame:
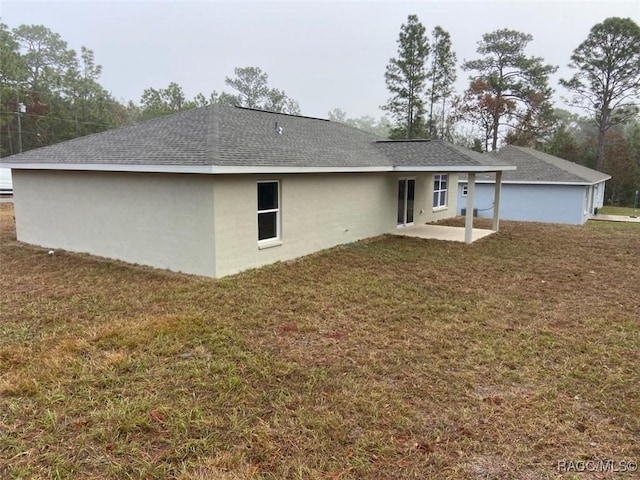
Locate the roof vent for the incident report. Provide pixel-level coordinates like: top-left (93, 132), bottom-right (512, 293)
top-left (275, 121), bottom-right (283, 135)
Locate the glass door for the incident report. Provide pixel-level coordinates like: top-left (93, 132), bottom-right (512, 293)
top-left (397, 178), bottom-right (415, 226)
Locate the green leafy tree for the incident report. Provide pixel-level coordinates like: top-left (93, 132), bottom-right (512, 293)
top-left (139, 82), bottom-right (187, 120)
top-left (62, 46), bottom-right (119, 138)
top-left (462, 28), bottom-right (557, 151)
top-left (0, 22), bottom-right (28, 156)
top-left (544, 109), bottom-right (582, 162)
top-left (10, 24), bottom-right (75, 150)
top-left (0, 23), bottom-right (130, 155)
top-left (427, 26), bottom-right (457, 138)
top-left (264, 88), bottom-right (301, 115)
top-left (12, 24), bottom-right (74, 92)
top-left (382, 14), bottom-right (429, 139)
top-left (560, 17), bottom-right (640, 172)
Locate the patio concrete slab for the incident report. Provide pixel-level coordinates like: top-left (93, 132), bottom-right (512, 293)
top-left (391, 224), bottom-right (496, 243)
top-left (590, 214), bottom-right (640, 223)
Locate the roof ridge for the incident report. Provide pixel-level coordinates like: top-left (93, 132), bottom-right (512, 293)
top-left (207, 105), bottom-right (220, 164)
top-left (233, 105), bottom-right (330, 122)
top-left (497, 145), bottom-right (609, 183)
top-left (513, 145), bottom-right (602, 174)
top-left (375, 139), bottom-right (432, 143)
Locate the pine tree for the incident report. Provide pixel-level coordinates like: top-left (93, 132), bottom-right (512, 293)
top-left (560, 17), bottom-right (640, 172)
top-left (382, 15), bottom-right (429, 139)
top-left (462, 29), bottom-right (557, 151)
top-left (427, 26), bottom-right (456, 139)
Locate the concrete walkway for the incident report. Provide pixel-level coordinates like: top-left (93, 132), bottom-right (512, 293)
top-left (590, 214), bottom-right (640, 223)
top-left (391, 224), bottom-right (496, 243)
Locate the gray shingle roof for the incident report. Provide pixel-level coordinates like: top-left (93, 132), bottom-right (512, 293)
top-left (2, 105), bottom-right (390, 168)
top-left (460, 145), bottom-right (610, 184)
top-left (213, 107), bottom-right (390, 167)
top-left (375, 139), bottom-right (505, 167)
top-left (1, 105), bottom-right (508, 171)
top-left (4, 107), bottom-right (215, 166)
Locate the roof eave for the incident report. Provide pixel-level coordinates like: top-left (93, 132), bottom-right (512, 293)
top-left (458, 178), bottom-right (610, 186)
top-left (0, 163), bottom-right (518, 174)
top-left (393, 165), bottom-right (516, 173)
top-left (0, 163), bottom-right (393, 174)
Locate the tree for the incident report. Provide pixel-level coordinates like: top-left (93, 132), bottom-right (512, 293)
top-left (382, 14), bottom-right (429, 139)
top-left (264, 88), bottom-right (301, 115)
top-left (462, 29), bottom-right (557, 151)
top-left (451, 81), bottom-right (497, 152)
top-left (224, 66), bottom-right (300, 114)
top-left (225, 66), bottom-right (268, 109)
top-left (12, 24), bottom-right (74, 92)
top-left (544, 109), bottom-right (582, 162)
top-left (604, 130), bottom-right (639, 205)
top-left (328, 108), bottom-right (391, 137)
top-left (0, 22), bottom-right (28, 156)
top-left (560, 17), bottom-right (640, 172)
top-left (139, 82), bottom-right (187, 120)
top-left (427, 26), bottom-right (457, 138)
top-left (0, 22), bottom-right (132, 155)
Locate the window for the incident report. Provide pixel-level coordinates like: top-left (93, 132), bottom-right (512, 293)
top-left (257, 181), bottom-right (279, 242)
top-left (433, 174), bottom-right (448, 208)
top-left (462, 184), bottom-right (468, 197)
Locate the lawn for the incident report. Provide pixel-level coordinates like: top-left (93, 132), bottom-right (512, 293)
top-left (1, 203), bottom-right (638, 479)
top-left (597, 206), bottom-right (639, 217)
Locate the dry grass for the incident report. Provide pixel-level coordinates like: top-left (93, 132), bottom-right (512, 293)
top-left (1, 203), bottom-right (638, 479)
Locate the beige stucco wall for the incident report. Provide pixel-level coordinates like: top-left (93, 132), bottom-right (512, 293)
top-left (11, 169), bottom-right (459, 278)
top-left (400, 172), bottom-right (458, 225)
top-left (12, 170), bottom-right (217, 276)
top-left (212, 172), bottom-right (458, 278)
top-left (211, 173), bottom-right (398, 277)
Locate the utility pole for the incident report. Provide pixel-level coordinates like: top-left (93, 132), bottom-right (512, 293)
top-left (16, 93), bottom-right (26, 154)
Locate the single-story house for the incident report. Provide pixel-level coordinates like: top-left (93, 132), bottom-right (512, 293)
top-left (1, 105), bottom-right (514, 278)
top-left (456, 145), bottom-right (610, 225)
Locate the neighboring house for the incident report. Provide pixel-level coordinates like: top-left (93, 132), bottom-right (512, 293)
top-left (0, 167), bottom-right (12, 194)
top-left (457, 145), bottom-right (610, 225)
top-left (1, 105), bottom-right (513, 278)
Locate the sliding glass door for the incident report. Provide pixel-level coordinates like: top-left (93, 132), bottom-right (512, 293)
top-left (397, 178), bottom-right (415, 226)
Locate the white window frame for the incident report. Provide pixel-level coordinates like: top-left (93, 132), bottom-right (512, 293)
top-left (433, 174), bottom-right (448, 210)
top-left (461, 184), bottom-right (468, 197)
top-left (257, 180), bottom-right (282, 248)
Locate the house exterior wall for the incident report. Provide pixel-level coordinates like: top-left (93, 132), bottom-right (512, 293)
top-left (211, 172), bottom-right (459, 278)
top-left (12, 170), bottom-right (217, 276)
top-left (456, 182), bottom-right (591, 225)
top-left (211, 173), bottom-right (397, 277)
top-left (11, 169), bottom-right (461, 279)
top-left (593, 182), bottom-right (606, 209)
top-left (426, 173), bottom-right (458, 223)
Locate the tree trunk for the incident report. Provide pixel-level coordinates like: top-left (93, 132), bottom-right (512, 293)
top-left (595, 113), bottom-right (607, 172)
top-left (492, 114), bottom-right (500, 151)
top-left (441, 95), bottom-right (446, 139)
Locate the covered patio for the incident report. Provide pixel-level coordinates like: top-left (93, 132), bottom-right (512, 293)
top-left (390, 223), bottom-right (496, 243)
top-left (379, 141), bottom-right (514, 245)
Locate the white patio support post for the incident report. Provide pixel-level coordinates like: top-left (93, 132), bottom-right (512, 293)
top-left (492, 171), bottom-right (502, 232)
top-left (465, 172), bottom-right (476, 244)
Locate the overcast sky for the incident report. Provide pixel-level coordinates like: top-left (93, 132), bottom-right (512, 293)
top-left (2, 0), bottom-right (639, 120)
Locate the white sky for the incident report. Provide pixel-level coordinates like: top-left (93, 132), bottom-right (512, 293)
top-left (2, 0), bottom-right (639, 120)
